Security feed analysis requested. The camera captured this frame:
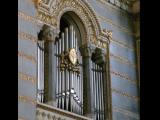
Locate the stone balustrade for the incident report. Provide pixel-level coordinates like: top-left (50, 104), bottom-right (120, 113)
top-left (36, 102), bottom-right (93, 120)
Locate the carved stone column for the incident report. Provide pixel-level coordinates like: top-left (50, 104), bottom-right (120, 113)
top-left (38, 25), bottom-right (58, 106)
top-left (103, 41), bottom-right (112, 120)
top-left (80, 44), bottom-right (95, 119)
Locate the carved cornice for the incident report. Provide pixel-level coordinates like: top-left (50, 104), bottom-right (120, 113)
top-left (18, 31), bottom-right (37, 43)
top-left (112, 88), bottom-right (139, 102)
top-left (18, 95), bottom-right (36, 105)
top-left (36, 0), bottom-right (112, 48)
top-left (18, 72), bottom-right (37, 84)
top-left (18, 51), bottom-right (37, 64)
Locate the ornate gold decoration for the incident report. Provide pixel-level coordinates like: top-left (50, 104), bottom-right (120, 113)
top-left (37, 11), bottom-right (57, 27)
top-left (18, 51), bottom-right (37, 64)
top-left (18, 31), bottom-right (37, 43)
top-left (112, 88), bottom-right (139, 102)
top-left (18, 72), bottom-right (36, 84)
top-left (102, 29), bottom-right (113, 40)
top-left (60, 49), bottom-right (80, 74)
top-left (69, 48), bottom-right (77, 65)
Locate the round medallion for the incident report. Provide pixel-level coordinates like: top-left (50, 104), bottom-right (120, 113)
top-left (69, 48), bottom-right (77, 65)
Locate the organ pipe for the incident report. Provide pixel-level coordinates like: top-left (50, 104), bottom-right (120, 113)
top-left (40, 25), bottom-right (83, 115)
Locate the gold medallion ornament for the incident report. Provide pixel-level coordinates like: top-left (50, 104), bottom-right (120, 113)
top-left (69, 48), bottom-right (77, 65)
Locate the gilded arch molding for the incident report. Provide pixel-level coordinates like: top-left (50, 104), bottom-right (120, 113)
top-left (36, 0), bottom-right (112, 48)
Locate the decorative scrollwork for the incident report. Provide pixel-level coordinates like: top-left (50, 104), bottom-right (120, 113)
top-left (59, 49), bottom-right (80, 74)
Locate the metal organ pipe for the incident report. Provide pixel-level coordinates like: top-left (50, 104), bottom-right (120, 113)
top-left (65, 28), bottom-right (69, 110)
top-left (61, 33), bottom-right (65, 109)
top-left (42, 41), bottom-right (44, 103)
top-left (98, 65), bottom-right (102, 120)
top-left (55, 41), bottom-right (58, 107)
top-left (37, 41), bottom-right (44, 103)
top-left (53, 25), bottom-right (83, 115)
top-left (58, 38), bottom-right (62, 108)
top-left (100, 66), bottom-right (104, 120)
top-left (37, 41), bottom-right (40, 102)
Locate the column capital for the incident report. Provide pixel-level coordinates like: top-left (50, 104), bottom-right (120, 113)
top-left (38, 24), bottom-right (58, 42)
top-left (91, 47), bottom-right (106, 66)
top-left (79, 44), bottom-right (92, 57)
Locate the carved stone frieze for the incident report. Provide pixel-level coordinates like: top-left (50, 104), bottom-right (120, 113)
top-left (37, 11), bottom-right (57, 27)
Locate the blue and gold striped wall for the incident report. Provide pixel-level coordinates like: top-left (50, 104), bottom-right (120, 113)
top-left (18, 0), bottom-right (38, 119)
top-left (88, 0), bottom-right (139, 119)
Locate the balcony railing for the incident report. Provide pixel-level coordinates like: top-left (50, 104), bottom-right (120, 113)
top-left (36, 102), bottom-right (93, 120)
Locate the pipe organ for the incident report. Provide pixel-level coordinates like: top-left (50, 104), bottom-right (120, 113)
top-left (91, 61), bottom-right (105, 120)
top-left (37, 40), bottom-right (45, 103)
top-left (55, 25), bottom-right (83, 115)
top-left (37, 24), bottom-right (106, 119)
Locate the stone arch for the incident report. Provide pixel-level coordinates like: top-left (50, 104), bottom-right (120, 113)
top-left (52, 0), bottom-right (100, 43)
top-left (37, 0), bottom-right (110, 48)
top-left (59, 11), bottom-right (87, 45)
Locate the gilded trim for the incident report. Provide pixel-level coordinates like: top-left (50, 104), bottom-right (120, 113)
top-left (18, 72), bottom-right (36, 84)
top-left (113, 106), bottom-right (140, 119)
top-left (112, 88), bottom-right (139, 102)
top-left (110, 53), bottom-right (136, 68)
top-left (18, 95), bottom-right (37, 105)
top-left (18, 31), bottom-right (37, 43)
top-left (110, 70), bottom-right (137, 85)
top-left (18, 51), bottom-right (37, 64)
top-left (98, 14), bottom-right (135, 36)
